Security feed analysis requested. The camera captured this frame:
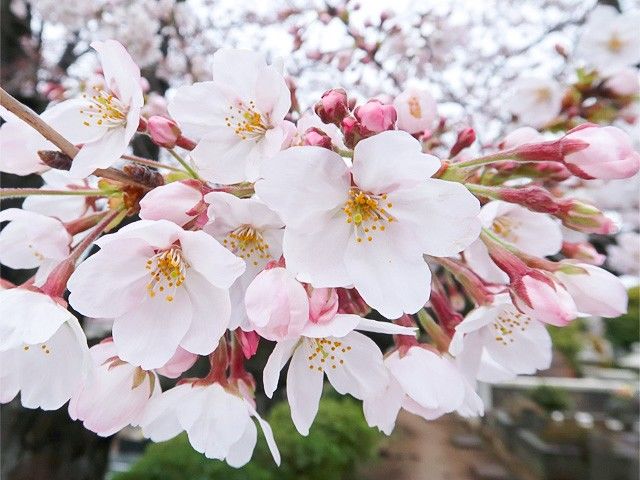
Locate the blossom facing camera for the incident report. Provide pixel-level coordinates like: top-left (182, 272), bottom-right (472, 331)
top-left (393, 87), bottom-right (438, 134)
top-left (256, 130), bottom-right (481, 318)
top-left (68, 219), bottom-right (245, 369)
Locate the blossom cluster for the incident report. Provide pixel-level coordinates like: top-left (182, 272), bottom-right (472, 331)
top-left (0, 37), bottom-right (638, 468)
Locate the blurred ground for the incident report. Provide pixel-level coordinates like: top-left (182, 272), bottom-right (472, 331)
top-left (361, 412), bottom-right (511, 480)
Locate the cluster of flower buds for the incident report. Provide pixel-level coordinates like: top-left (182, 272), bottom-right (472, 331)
top-left (0, 40), bottom-right (637, 469)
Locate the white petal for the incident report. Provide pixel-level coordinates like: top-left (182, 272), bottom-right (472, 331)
top-left (263, 338), bottom-right (298, 398)
top-left (190, 128), bottom-right (256, 184)
top-left (286, 343), bottom-right (324, 435)
top-left (112, 287), bottom-right (192, 369)
top-left (301, 313), bottom-right (361, 338)
top-left (168, 82), bottom-right (227, 138)
top-left (90, 40), bottom-right (143, 107)
top-left (140, 384), bottom-right (192, 442)
top-left (352, 131), bottom-right (440, 192)
top-left (69, 128), bottom-right (129, 178)
top-left (356, 318), bottom-right (417, 336)
top-left (246, 402), bottom-right (281, 466)
top-left (225, 420), bottom-right (257, 467)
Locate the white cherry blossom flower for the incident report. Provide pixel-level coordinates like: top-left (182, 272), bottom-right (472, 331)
top-left (465, 201), bottom-right (562, 283)
top-left (263, 312), bottom-right (416, 435)
top-left (204, 192), bottom-right (284, 329)
top-left (53, 40), bottom-right (144, 178)
top-left (363, 346), bottom-right (480, 435)
top-left (449, 296), bottom-right (552, 382)
top-left (256, 130), bottom-right (481, 318)
top-left (69, 340), bottom-right (159, 436)
top-left (140, 382), bottom-right (281, 468)
top-left (507, 78), bottom-right (563, 128)
top-left (169, 49), bottom-right (291, 184)
top-left (393, 87), bottom-right (438, 134)
top-left (0, 208), bottom-right (71, 286)
top-left (67, 219), bottom-right (245, 369)
top-left (0, 289), bottom-right (90, 410)
top-left (576, 5), bottom-right (640, 77)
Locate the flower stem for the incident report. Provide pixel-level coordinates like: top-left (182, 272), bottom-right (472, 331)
top-left (0, 188), bottom-right (116, 199)
top-left (451, 150), bottom-right (517, 169)
top-left (167, 148), bottom-right (200, 179)
top-left (122, 154), bottom-right (184, 173)
top-left (68, 209), bottom-right (123, 263)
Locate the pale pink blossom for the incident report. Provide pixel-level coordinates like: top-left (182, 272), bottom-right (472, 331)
top-left (256, 130), bottom-right (481, 318)
top-left (555, 263), bottom-right (628, 318)
top-left (204, 192), bottom-right (284, 329)
top-left (0, 289), bottom-right (90, 410)
top-left (155, 347), bottom-right (198, 379)
top-left (52, 40), bottom-right (144, 178)
top-left (507, 78), bottom-right (563, 128)
top-left (147, 116), bottom-right (182, 148)
top-left (263, 311), bottom-right (415, 435)
top-left (139, 181), bottom-right (203, 226)
top-left (512, 273), bottom-right (578, 327)
top-left (562, 125), bottom-right (640, 180)
top-left (449, 296), bottom-right (552, 382)
top-left (393, 87), bottom-right (438, 134)
top-left (68, 219), bottom-right (245, 369)
top-left (576, 6), bottom-right (640, 77)
top-left (500, 126), bottom-right (545, 149)
top-left (607, 232), bottom-right (640, 275)
top-left (465, 201), bottom-right (562, 283)
top-left (0, 209), bottom-right (71, 286)
top-left (69, 341), bottom-right (159, 436)
top-left (169, 49), bottom-right (291, 184)
top-left (140, 382), bottom-right (280, 468)
top-left (363, 346), bottom-right (479, 435)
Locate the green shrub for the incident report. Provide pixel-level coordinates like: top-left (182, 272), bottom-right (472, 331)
top-left (548, 319), bottom-right (586, 373)
top-left (605, 286), bottom-right (640, 352)
top-left (528, 385), bottom-right (573, 413)
top-left (113, 396), bottom-right (382, 480)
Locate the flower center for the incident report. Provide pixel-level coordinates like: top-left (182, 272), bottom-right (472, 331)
top-left (304, 338), bottom-right (352, 372)
top-left (145, 247), bottom-right (189, 302)
top-left (222, 225), bottom-right (272, 267)
top-left (225, 101), bottom-right (269, 141)
top-left (343, 188), bottom-right (395, 243)
top-left (80, 86), bottom-right (128, 128)
top-left (607, 33), bottom-right (625, 53)
top-left (535, 87), bottom-right (552, 103)
top-left (491, 216), bottom-right (521, 244)
top-left (408, 96), bottom-right (422, 118)
top-left (492, 309), bottom-right (531, 345)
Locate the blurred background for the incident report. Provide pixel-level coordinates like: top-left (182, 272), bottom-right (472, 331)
top-left (1, 0), bottom-right (639, 479)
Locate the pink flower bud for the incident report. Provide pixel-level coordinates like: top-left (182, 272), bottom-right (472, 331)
top-left (148, 116), bottom-right (181, 149)
top-left (303, 127), bottom-right (333, 149)
top-left (499, 186), bottom-right (561, 214)
top-left (354, 99), bottom-right (397, 134)
top-left (557, 199), bottom-right (617, 234)
top-left (511, 271), bottom-right (578, 326)
top-left (341, 115), bottom-right (365, 149)
top-left (562, 125), bottom-right (640, 179)
top-left (307, 287), bottom-right (339, 324)
top-left (156, 347), bottom-right (198, 378)
top-left (236, 330), bottom-right (260, 359)
top-left (450, 127), bottom-right (476, 157)
top-left (561, 241), bottom-right (605, 266)
top-left (514, 137), bottom-right (589, 163)
top-left (314, 88), bottom-right (349, 125)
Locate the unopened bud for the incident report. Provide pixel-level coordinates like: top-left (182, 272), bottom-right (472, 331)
top-left (558, 199), bottom-right (617, 234)
top-left (303, 127), bottom-right (333, 149)
top-left (450, 127), bottom-right (476, 157)
top-left (314, 88), bottom-right (349, 125)
top-left (354, 99), bottom-right (397, 134)
top-left (236, 330), bottom-right (260, 359)
top-left (147, 116), bottom-right (181, 148)
top-left (341, 116), bottom-right (364, 149)
top-left (499, 185), bottom-right (560, 214)
top-left (561, 241), bottom-right (605, 266)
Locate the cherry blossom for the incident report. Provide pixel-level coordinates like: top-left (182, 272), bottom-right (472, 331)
top-left (256, 130), bottom-right (481, 318)
top-left (363, 346), bottom-right (479, 435)
top-left (393, 87), bottom-right (438, 134)
top-left (0, 289), bottom-right (90, 410)
top-left (263, 309), bottom-right (416, 435)
top-left (555, 263), bottom-right (628, 318)
top-left (169, 49), bottom-right (291, 184)
top-left (507, 78), bottom-right (563, 128)
top-left (465, 201), bottom-right (562, 283)
top-left (511, 272), bottom-right (578, 327)
top-left (140, 382), bottom-right (281, 468)
top-left (139, 181), bottom-right (203, 226)
top-left (54, 40), bottom-right (144, 177)
top-left (0, 208), bottom-right (71, 285)
top-left (449, 297), bottom-right (552, 382)
top-left (204, 192), bottom-right (284, 329)
top-left (576, 5), bottom-right (640, 77)
top-left (67, 219), bottom-right (245, 369)
top-left (69, 340), bottom-right (159, 436)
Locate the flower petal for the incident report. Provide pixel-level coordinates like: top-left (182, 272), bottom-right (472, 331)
top-left (286, 343), bottom-right (324, 435)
